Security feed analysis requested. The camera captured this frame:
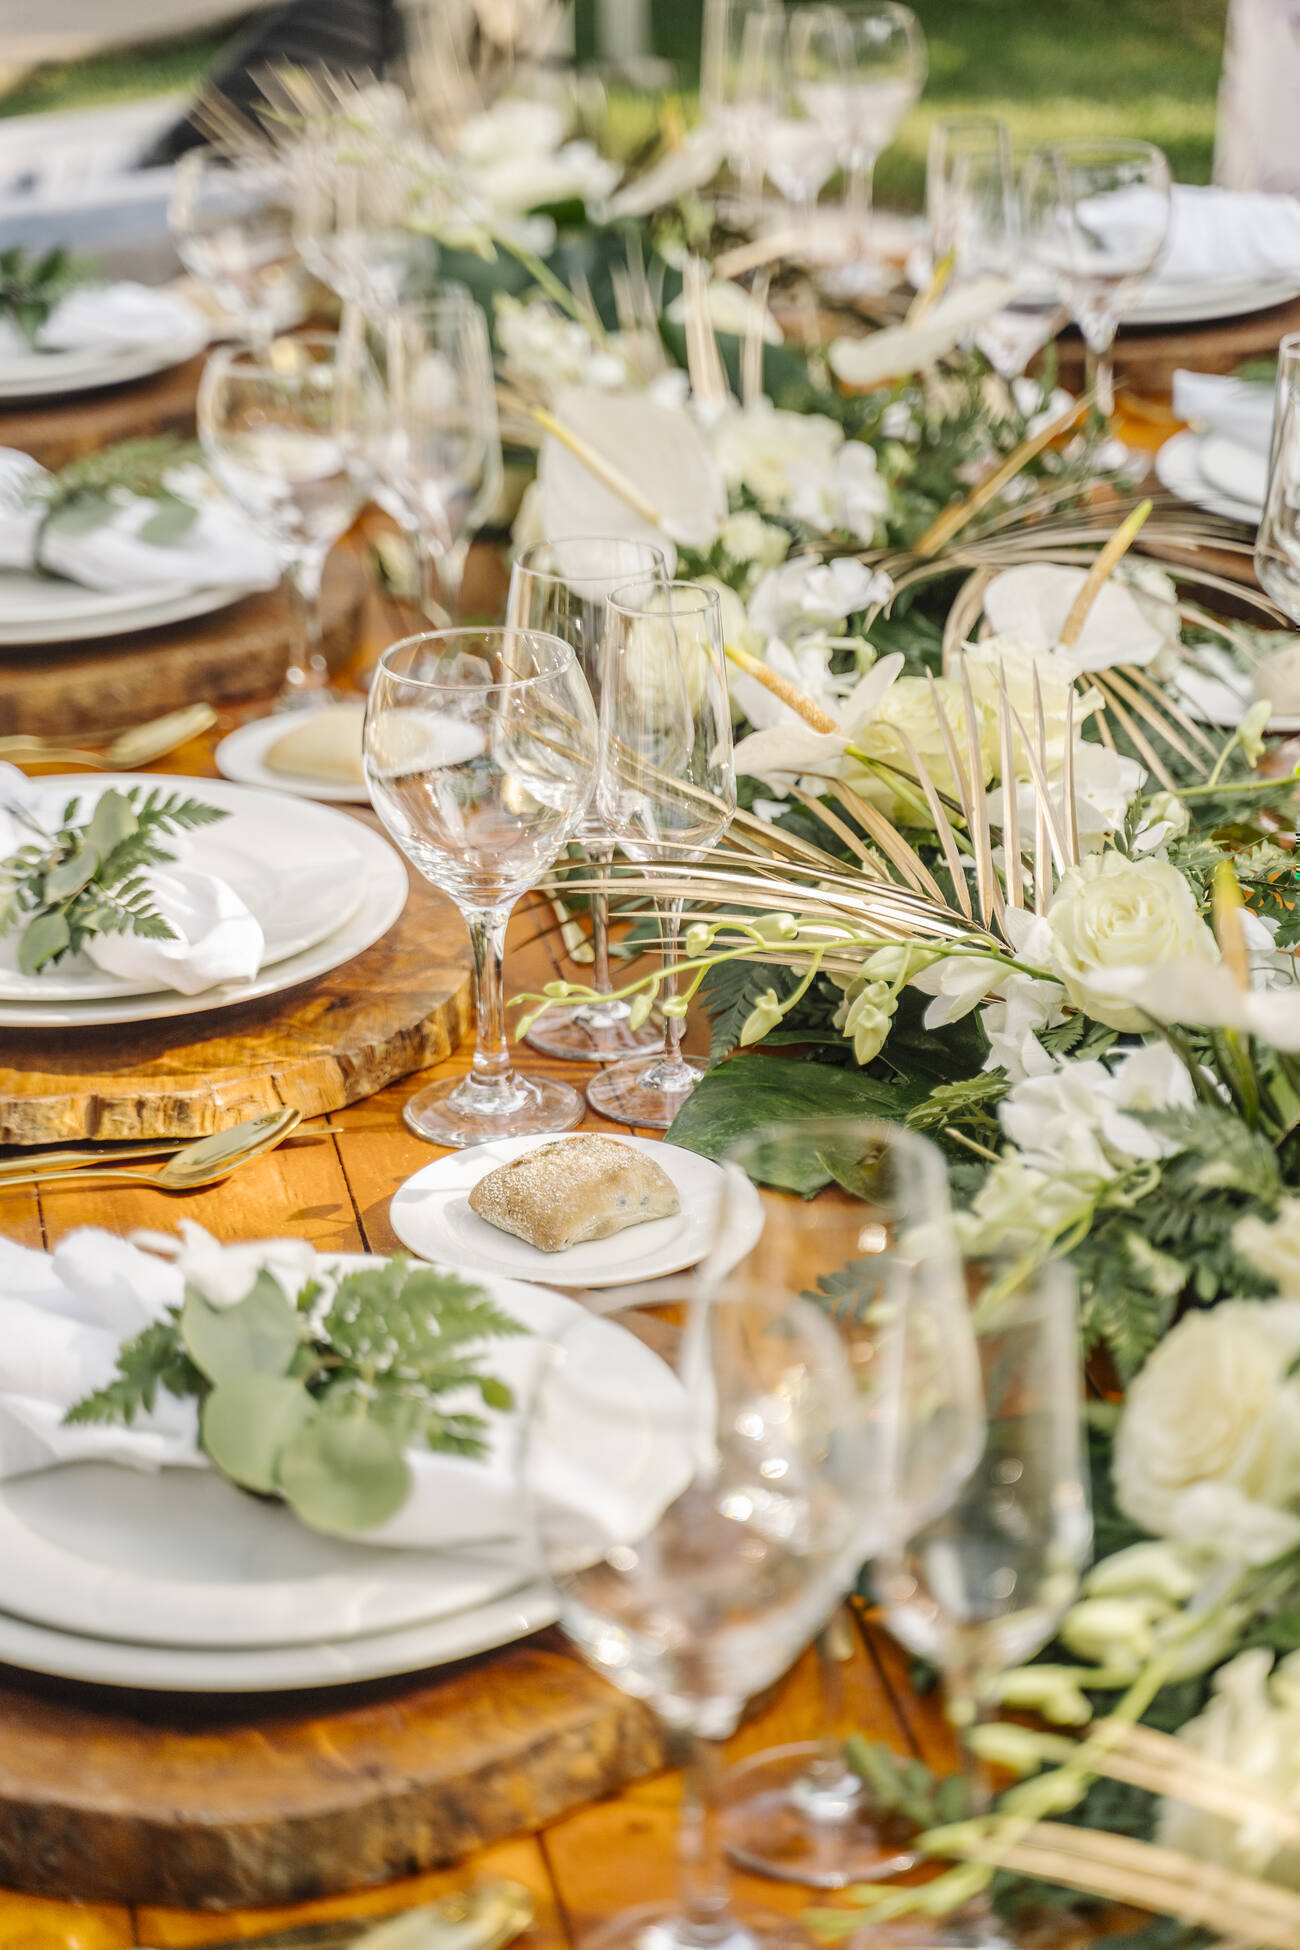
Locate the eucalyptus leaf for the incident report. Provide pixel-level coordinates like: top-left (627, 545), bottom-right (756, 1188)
top-left (276, 1406), bottom-right (411, 1534)
top-left (43, 841), bottom-right (100, 903)
top-left (201, 1373), bottom-right (316, 1492)
top-left (17, 908), bottom-right (70, 974)
top-left (180, 1270), bottom-right (302, 1385)
top-left (85, 790), bottom-right (138, 857)
top-left (138, 495), bottom-right (199, 546)
top-left (44, 492), bottom-right (115, 537)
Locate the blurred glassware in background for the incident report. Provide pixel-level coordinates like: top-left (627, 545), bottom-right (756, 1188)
top-left (737, 8), bottom-right (839, 237)
top-left (699, 0), bottom-right (780, 214)
top-left (815, 2), bottom-right (928, 297)
top-left (169, 149), bottom-right (302, 352)
top-left (1255, 332), bottom-right (1300, 621)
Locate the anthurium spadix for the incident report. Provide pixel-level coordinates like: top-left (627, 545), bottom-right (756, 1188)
top-left (538, 386), bottom-right (728, 555)
top-left (828, 276), bottom-right (1016, 390)
top-left (982, 563), bottom-right (1169, 675)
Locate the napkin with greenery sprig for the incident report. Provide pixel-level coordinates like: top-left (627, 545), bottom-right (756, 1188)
top-left (0, 246), bottom-right (92, 350)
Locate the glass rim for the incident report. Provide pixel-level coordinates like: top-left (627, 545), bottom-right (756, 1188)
top-left (605, 576), bottom-right (722, 619)
top-left (512, 537), bottom-right (671, 591)
top-left (373, 625), bottom-right (579, 694)
top-left (1030, 136), bottom-right (1167, 166)
top-left (205, 330), bottom-right (347, 379)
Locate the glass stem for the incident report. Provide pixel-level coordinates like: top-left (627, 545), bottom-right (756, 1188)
top-left (848, 153), bottom-right (877, 256)
top-left (676, 1734), bottom-right (735, 1947)
top-left (803, 1612), bottom-right (861, 1804)
top-left (660, 894), bottom-right (690, 1076)
top-left (466, 903), bottom-right (516, 1095)
top-left (944, 1634), bottom-right (994, 1818)
top-left (411, 526), bottom-right (452, 628)
top-left (282, 549), bottom-right (329, 696)
top-left (588, 841), bottom-right (616, 997)
top-left (1086, 339), bottom-right (1116, 421)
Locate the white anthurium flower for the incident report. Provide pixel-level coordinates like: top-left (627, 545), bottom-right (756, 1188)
top-left (540, 385), bottom-right (727, 553)
top-left (469, 140), bottom-right (622, 217)
top-left (982, 562), bottom-right (1168, 675)
top-left (667, 278), bottom-right (784, 346)
top-left (711, 400), bottom-right (844, 509)
top-left (1159, 1647), bottom-right (1300, 1886)
top-left (142, 1219), bottom-right (320, 1312)
top-left (828, 275), bottom-right (1016, 389)
top-left (747, 555), bottom-right (892, 639)
top-left (1046, 852), bottom-right (1220, 1032)
top-left (730, 652), bottom-right (904, 793)
top-left (1114, 1299), bottom-right (1300, 1561)
top-left (1236, 1198), bottom-right (1300, 1300)
top-left (1088, 959), bottom-right (1300, 1048)
top-left (606, 127), bottom-right (724, 220)
top-left (702, 576), bottom-right (764, 666)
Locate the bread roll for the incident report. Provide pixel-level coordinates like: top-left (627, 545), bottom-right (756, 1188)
top-left (265, 703), bottom-right (366, 784)
top-left (468, 1136), bottom-right (680, 1253)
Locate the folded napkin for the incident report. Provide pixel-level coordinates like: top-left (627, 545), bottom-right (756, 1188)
top-left (0, 766), bottom-right (265, 995)
top-left (0, 1227), bottom-right (686, 1555)
top-left (0, 281), bottom-right (206, 360)
top-left (1171, 370), bottom-right (1276, 457)
top-left (0, 449), bottom-right (281, 594)
top-left (1151, 184), bottom-right (1300, 291)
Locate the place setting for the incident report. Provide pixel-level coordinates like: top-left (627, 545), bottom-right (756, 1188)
top-left (0, 251), bottom-right (211, 402)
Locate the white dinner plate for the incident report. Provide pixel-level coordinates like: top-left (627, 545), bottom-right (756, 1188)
top-left (0, 1578), bottom-right (560, 1692)
top-left (1198, 433), bottom-right (1270, 511)
top-left (0, 776), bottom-right (369, 1002)
top-left (0, 1269), bottom-right (666, 1652)
top-left (0, 316), bottom-right (209, 402)
top-left (391, 1134), bottom-right (765, 1289)
top-left (216, 713), bottom-right (371, 805)
top-left (1155, 429), bottom-right (1262, 525)
top-left (1123, 274), bottom-right (1300, 327)
top-left (1169, 644), bottom-right (1300, 735)
top-left (0, 815), bottom-right (407, 1027)
top-left (0, 573), bottom-right (258, 648)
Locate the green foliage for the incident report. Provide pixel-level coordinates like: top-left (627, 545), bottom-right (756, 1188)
top-left (0, 246), bottom-right (91, 347)
top-left (65, 1257), bottom-right (524, 1534)
top-left (842, 1736), bottom-right (971, 1828)
top-left (30, 435), bottom-right (202, 555)
top-left (667, 1054), bottom-right (928, 1193)
top-left (0, 784), bottom-right (227, 972)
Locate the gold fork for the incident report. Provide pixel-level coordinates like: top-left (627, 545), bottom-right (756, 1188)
top-left (0, 704), bottom-right (218, 771)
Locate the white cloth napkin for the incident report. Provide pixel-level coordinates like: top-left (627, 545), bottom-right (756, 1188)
top-left (1152, 184), bottom-right (1300, 291)
top-left (0, 449), bottom-right (281, 593)
top-left (0, 766), bottom-right (266, 995)
top-left (1171, 370), bottom-right (1276, 457)
top-left (0, 1228), bottom-right (686, 1555)
top-left (0, 282), bottom-right (205, 360)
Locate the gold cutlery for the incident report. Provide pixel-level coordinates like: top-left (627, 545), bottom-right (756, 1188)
top-left (0, 1108), bottom-right (302, 1193)
top-left (0, 703), bottom-right (218, 771)
top-left (0, 1115), bottom-right (339, 1183)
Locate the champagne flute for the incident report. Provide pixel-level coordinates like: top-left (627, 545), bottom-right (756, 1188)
top-left (506, 538), bottom-right (670, 1062)
top-left (585, 580), bottom-right (736, 1129)
top-left (1022, 138), bottom-right (1171, 421)
top-left (198, 330), bottom-right (379, 710)
top-left (814, 2), bottom-right (927, 297)
top-left (874, 1257), bottom-right (1092, 1947)
top-left (383, 291), bottom-right (503, 627)
top-left (169, 150), bottom-right (301, 352)
top-left (524, 1279), bottom-right (868, 1950)
top-left (720, 1121), bottom-right (985, 1889)
top-left (364, 628), bottom-right (598, 1147)
top-left (1255, 333), bottom-right (1300, 617)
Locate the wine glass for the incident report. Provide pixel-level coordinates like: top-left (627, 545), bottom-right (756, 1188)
top-left (364, 627), bottom-right (598, 1147)
top-left (169, 150), bottom-right (302, 352)
top-left (927, 122), bottom-right (1061, 383)
top-left (1022, 138), bottom-right (1171, 421)
top-left (874, 1257), bottom-right (1092, 1947)
top-left (524, 1280), bottom-right (868, 1950)
top-left (198, 330), bottom-right (380, 710)
top-left (382, 290), bottom-right (503, 627)
top-left (295, 137), bottom-right (431, 318)
top-left (739, 9), bottom-right (840, 235)
top-left (812, 3), bottom-right (927, 298)
top-left (700, 0), bottom-right (781, 212)
top-left (506, 538), bottom-right (670, 1063)
top-left (719, 1121), bottom-right (985, 1889)
top-left (1255, 333), bottom-right (1300, 619)
top-left (585, 580), bottom-right (736, 1130)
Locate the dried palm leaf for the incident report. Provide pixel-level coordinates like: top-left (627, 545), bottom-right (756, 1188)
top-left (742, 270), bottom-right (772, 408)
top-left (682, 256), bottom-right (730, 412)
top-left (913, 396), bottom-right (1088, 559)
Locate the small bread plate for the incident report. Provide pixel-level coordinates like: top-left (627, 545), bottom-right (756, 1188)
top-left (216, 713), bottom-right (371, 805)
top-left (390, 1133), bottom-right (765, 1289)
top-left (1170, 642), bottom-right (1300, 736)
top-left (1155, 429), bottom-right (1262, 525)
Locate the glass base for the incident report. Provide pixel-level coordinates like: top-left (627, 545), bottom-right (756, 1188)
top-left (403, 1071), bottom-right (584, 1148)
top-left (577, 1900), bottom-right (807, 1950)
top-left (585, 1051), bottom-right (704, 1130)
top-left (850, 1905), bottom-right (1015, 1947)
top-left (723, 1744), bottom-right (918, 1890)
top-left (524, 999), bottom-right (664, 1063)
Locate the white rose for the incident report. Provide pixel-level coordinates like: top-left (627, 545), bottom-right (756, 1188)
top-left (748, 555), bottom-right (889, 639)
top-left (1236, 1199), bottom-right (1300, 1300)
top-left (1046, 853), bottom-right (1219, 1031)
top-left (496, 295), bottom-right (627, 399)
top-left (711, 401), bottom-right (843, 509)
top-left (1159, 1648), bottom-right (1300, 1885)
top-left (1114, 1301), bottom-right (1300, 1555)
top-left (850, 674), bottom-right (997, 822)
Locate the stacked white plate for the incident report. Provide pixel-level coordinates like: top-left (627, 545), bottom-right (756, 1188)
top-left (0, 775), bottom-right (408, 1029)
top-left (1155, 429), bottom-right (1267, 527)
top-left (0, 1270), bottom-right (680, 1691)
top-left (0, 309), bottom-right (209, 403)
top-left (0, 573), bottom-right (258, 648)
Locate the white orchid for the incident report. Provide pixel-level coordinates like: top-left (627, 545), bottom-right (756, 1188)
top-left (998, 1042), bottom-right (1195, 1183)
top-left (727, 634), bottom-right (859, 738)
top-left (730, 652), bottom-right (904, 793)
top-left (747, 555), bottom-right (892, 640)
top-left (1159, 1648), bottom-right (1300, 1885)
top-left (495, 295), bottom-right (628, 402)
top-left (956, 1151), bottom-right (1099, 1255)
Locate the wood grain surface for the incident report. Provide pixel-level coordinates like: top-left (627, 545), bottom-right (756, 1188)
top-left (0, 353), bottom-right (205, 474)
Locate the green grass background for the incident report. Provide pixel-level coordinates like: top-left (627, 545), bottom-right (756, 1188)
top-left (0, 0), bottom-right (1229, 206)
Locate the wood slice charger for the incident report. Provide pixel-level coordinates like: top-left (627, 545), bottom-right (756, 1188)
top-left (0, 1638), bottom-right (664, 1909)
